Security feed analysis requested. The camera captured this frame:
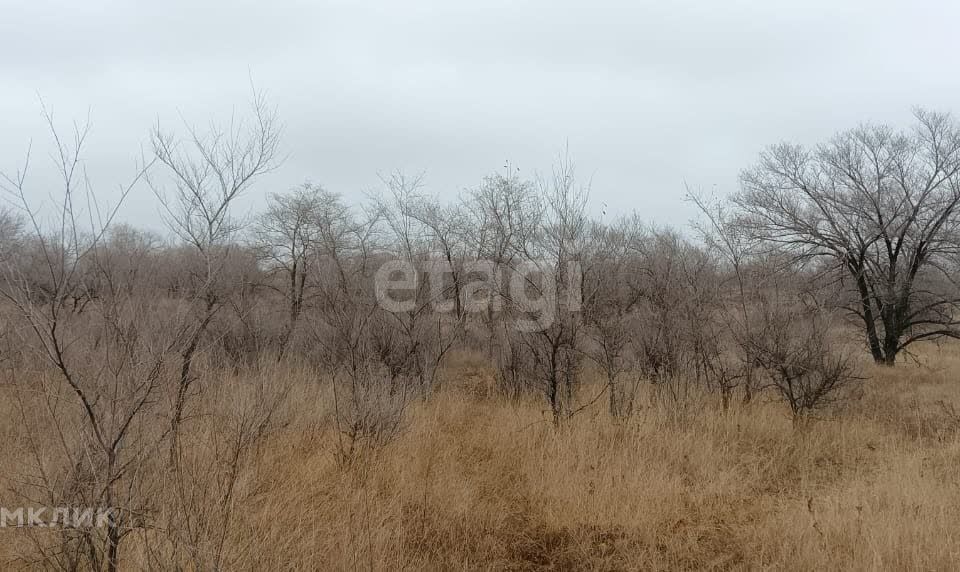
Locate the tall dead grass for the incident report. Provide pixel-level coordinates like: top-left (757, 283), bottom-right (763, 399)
top-left (3, 346), bottom-right (960, 570)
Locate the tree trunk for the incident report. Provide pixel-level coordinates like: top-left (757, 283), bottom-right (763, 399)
top-left (882, 326), bottom-right (899, 366)
top-left (853, 271), bottom-right (885, 363)
top-left (170, 297), bottom-right (217, 464)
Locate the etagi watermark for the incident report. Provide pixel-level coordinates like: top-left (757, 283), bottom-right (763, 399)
top-left (374, 259), bottom-right (582, 332)
top-left (0, 507), bottom-right (116, 528)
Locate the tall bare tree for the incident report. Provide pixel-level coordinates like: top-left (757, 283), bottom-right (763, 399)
top-left (149, 89), bottom-right (282, 460)
top-left (736, 109), bottom-right (960, 365)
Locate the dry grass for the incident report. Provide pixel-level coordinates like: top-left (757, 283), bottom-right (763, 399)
top-left (4, 346), bottom-right (960, 570)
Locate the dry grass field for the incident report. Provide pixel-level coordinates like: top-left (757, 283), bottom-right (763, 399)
top-left (4, 344), bottom-right (960, 570)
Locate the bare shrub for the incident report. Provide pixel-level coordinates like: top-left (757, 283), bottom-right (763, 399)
top-left (331, 364), bottom-right (409, 468)
top-left (747, 293), bottom-right (861, 421)
top-left (304, 190), bottom-right (415, 466)
top-left (148, 367), bottom-right (291, 570)
top-left (693, 190), bottom-right (861, 419)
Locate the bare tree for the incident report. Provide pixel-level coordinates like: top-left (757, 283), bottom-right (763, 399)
top-left (406, 196), bottom-right (473, 323)
top-left (375, 172), bottom-right (461, 394)
top-left (254, 182), bottom-right (326, 358)
top-left (465, 171), bottom-right (540, 373)
top-left (306, 194), bottom-right (410, 466)
top-left (149, 89), bottom-right (282, 462)
top-left (736, 109), bottom-right (960, 365)
top-left (0, 109), bottom-right (172, 572)
top-left (581, 217), bottom-right (643, 418)
top-left (690, 192), bottom-right (761, 406)
top-left (511, 154), bottom-right (589, 425)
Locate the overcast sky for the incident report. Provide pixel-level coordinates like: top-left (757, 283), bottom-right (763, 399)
top-left (2, 0), bottom-right (958, 231)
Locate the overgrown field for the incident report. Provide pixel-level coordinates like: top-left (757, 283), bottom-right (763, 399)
top-left (3, 347), bottom-right (960, 570)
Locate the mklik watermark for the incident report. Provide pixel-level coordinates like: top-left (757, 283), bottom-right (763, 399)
top-left (0, 507), bottom-right (116, 528)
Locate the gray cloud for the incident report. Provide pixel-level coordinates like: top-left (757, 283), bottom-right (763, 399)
top-left (2, 0), bottom-right (958, 230)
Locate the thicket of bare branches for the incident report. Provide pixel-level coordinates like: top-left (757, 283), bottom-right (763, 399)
top-left (0, 98), bottom-right (290, 571)
top-left (12, 100), bottom-right (957, 569)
